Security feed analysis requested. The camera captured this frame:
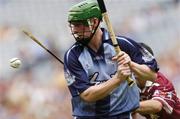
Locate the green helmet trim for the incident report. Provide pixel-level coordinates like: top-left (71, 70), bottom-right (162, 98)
top-left (68, 0), bottom-right (102, 22)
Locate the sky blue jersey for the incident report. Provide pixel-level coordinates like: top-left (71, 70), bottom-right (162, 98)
top-left (64, 28), bottom-right (159, 117)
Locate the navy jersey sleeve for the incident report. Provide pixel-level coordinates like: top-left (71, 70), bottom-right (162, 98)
top-left (117, 36), bottom-right (159, 72)
top-left (64, 48), bottom-right (91, 96)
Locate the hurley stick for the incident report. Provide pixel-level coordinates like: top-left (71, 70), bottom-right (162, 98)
top-left (22, 30), bottom-right (64, 65)
top-left (97, 0), bottom-right (134, 86)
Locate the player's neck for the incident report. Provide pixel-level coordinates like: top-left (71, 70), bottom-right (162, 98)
top-left (88, 28), bottom-right (103, 52)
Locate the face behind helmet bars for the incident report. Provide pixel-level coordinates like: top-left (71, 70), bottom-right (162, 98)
top-left (68, 0), bottom-right (102, 46)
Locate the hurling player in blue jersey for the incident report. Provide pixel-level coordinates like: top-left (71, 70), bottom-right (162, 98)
top-left (64, 0), bottom-right (158, 119)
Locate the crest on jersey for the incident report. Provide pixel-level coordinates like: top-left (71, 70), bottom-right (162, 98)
top-left (64, 69), bottom-right (75, 86)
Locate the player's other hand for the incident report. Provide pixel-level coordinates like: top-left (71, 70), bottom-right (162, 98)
top-left (112, 51), bottom-right (131, 81)
top-left (115, 64), bottom-right (131, 82)
top-left (112, 51), bottom-right (131, 66)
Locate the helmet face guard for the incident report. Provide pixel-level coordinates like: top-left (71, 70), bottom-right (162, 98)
top-left (69, 19), bottom-right (100, 46)
top-left (68, 0), bottom-right (102, 46)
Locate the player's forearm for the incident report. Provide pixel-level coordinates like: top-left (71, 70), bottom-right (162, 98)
top-left (130, 61), bottom-right (157, 82)
top-left (80, 76), bottom-right (122, 102)
top-left (135, 100), bottom-right (162, 114)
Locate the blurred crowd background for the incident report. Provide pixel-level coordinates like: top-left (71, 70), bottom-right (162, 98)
top-left (0, 0), bottom-right (180, 119)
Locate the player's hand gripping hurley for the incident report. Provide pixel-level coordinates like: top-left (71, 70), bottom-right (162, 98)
top-left (97, 0), bottom-right (134, 86)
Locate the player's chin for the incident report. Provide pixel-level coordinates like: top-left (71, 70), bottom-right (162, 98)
top-left (76, 36), bottom-right (89, 41)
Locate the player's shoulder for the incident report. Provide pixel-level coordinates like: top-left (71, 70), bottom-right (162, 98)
top-left (115, 35), bottom-right (140, 52)
top-left (65, 42), bottom-right (83, 55)
top-left (116, 35), bottom-right (138, 47)
top-left (156, 72), bottom-right (174, 87)
top-left (64, 42), bottom-right (84, 63)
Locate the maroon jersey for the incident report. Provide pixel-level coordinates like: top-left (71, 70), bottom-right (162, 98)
top-left (140, 72), bottom-right (180, 119)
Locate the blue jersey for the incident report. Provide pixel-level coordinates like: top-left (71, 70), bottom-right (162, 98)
top-left (64, 28), bottom-right (158, 117)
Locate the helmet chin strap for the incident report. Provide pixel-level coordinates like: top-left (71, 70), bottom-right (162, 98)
top-left (76, 19), bottom-right (100, 46)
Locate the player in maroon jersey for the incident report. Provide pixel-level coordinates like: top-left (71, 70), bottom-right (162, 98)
top-left (133, 43), bottom-right (180, 119)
